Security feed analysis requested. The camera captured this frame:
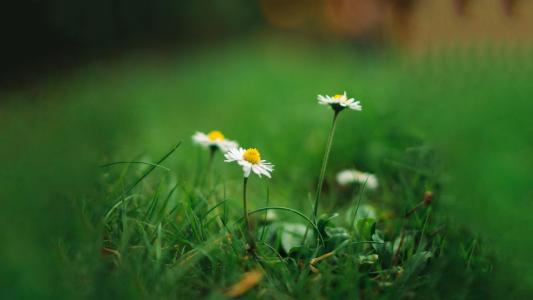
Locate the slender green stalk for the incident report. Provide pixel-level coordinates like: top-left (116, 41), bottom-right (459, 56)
top-left (100, 161), bottom-right (171, 171)
top-left (350, 177), bottom-right (369, 230)
top-left (104, 142), bottom-right (181, 222)
top-left (312, 110), bottom-right (340, 221)
top-left (204, 147), bottom-right (226, 230)
top-left (259, 184), bottom-right (270, 241)
top-left (415, 207), bottom-right (431, 253)
top-left (242, 177), bottom-right (255, 251)
top-left (207, 147), bottom-right (216, 172)
top-left (466, 237), bottom-right (477, 270)
top-left (202, 147), bottom-right (216, 187)
top-left (242, 177), bottom-right (250, 232)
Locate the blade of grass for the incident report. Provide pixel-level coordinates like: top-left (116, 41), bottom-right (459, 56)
top-left (242, 206), bottom-right (325, 246)
top-left (260, 184), bottom-right (270, 241)
top-left (103, 142), bottom-right (181, 222)
top-left (350, 177), bottom-right (369, 231)
top-left (100, 161), bottom-right (171, 171)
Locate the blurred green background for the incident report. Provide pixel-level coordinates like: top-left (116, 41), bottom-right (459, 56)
top-left (1, 0), bottom-right (532, 298)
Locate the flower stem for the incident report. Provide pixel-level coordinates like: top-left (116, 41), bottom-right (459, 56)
top-left (312, 110), bottom-right (339, 222)
top-left (243, 177), bottom-right (250, 231)
top-left (202, 147), bottom-right (216, 187)
top-left (242, 177), bottom-right (255, 251)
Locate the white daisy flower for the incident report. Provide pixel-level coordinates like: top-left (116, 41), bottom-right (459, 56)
top-left (224, 147), bottom-right (274, 178)
top-left (192, 130), bottom-right (238, 153)
top-left (317, 91), bottom-right (362, 111)
top-left (337, 169), bottom-right (378, 189)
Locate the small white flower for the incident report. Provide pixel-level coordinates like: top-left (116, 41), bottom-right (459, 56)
top-left (192, 130), bottom-right (238, 152)
top-left (337, 169), bottom-right (378, 189)
top-left (317, 91), bottom-right (362, 111)
top-left (224, 147), bottom-right (274, 178)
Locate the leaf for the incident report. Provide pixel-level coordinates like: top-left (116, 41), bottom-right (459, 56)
top-left (324, 226), bottom-right (350, 249)
top-left (393, 234), bottom-right (414, 254)
top-left (357, 218), bottom-right (376, 240)
top-left (280, 223), bottom-right (312, 254)
top-left (371, 231), bottom-right (386, 252)
top-left (317, 217), bottom-right (335, 237)
top-left (288, 246), bottom-right (313, 258)
top-left (398, 251), bottom-right (433, 286)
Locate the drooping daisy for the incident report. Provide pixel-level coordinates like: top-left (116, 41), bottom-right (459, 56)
top-left (224, 147), bottom-right (274, 178)
top-left (337, 169), bottom-right (378, 190)
top-left (192, 130), bottom-right (238, 153)
top-left (317, 91), bottom-right (362, 112)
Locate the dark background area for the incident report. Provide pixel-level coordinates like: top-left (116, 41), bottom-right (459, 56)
top-left (0, 0), bottom-right (260, 84)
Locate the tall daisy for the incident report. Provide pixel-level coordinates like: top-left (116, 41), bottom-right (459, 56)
top-left (318, 91), bottom-right (362, 112)
top-left (313, 92), bottom-right (363, 221)
top-left (225, 147), bottom-right (274, 251)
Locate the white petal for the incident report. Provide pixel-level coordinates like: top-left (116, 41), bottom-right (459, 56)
top-left (349, 101), bottom-right (362, 111)
top-left (218, 139), bottom-right (239, 153)
top-left (337, 170), bottom-right (356, 185)
top-left (336, 169), bottom-right (377, 189)
top-left (251, 165), bottom-right (263, 177)
top-left (224, 148), bottom-right (243, 162)
top-left (339, 94), bottom-right (347, 102)
top-left (259, 161), bottom-right (274, 171)
top-left (259, 166), bottom-right (272, 178)
top-left (365, 175), bottom-right (378, 189)
top-left (243, 164), bottom-right (252, 177)
top-left (257, 161), bottom-right (273, 178)
top-left (317, 95), bottom-right (332, 105)
top-left (237, 160), bottom-right (249, 167)
top-left (192, 132), bottom-right (211, 147)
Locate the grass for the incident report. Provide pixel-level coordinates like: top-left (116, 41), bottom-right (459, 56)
top-left (1, 35), bottom-right (532, 299)
top-left (90, 139), bottom-right (481, 299)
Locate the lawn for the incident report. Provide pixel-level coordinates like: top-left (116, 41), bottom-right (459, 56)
top-left (1, 35), bottom-right (532, 299)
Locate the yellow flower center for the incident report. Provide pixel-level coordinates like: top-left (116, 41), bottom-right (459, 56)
top-left (332, 94), bottom-right (344, 101)
top-left (243, 148), bottom-right (261, 164)
top-left (207, 130), bottom-right (225, 141)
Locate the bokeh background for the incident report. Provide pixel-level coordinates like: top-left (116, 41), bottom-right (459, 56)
top-left (1, 0), bottom-right (532, 298)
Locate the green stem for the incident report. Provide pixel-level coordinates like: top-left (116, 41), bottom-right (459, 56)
top-left (243, 177), bottom-right (250, 232)
top-left (203, 147), bottom-right (226, 230)
top-left (349, 177), bottom-right (368, 231)
top-left (202, 147), bottom-right (216, 187)
top-left (312, 110), bottom-right (339, 222)
top-left (259, 184), bottom-right (270, 241)
top-left (242, 177), bottom-right (255, 251)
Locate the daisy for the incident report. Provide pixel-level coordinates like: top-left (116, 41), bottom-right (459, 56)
top-left (224, 147), bottom-right (274, 178)
top-left (312, 91), bottom-right (363, 222)
top-left (192, 130), bottom-right (238, 153)
top-left (337, 169), bottom-right (378, 190)
top-left (225, 147), bottom-right (273, 252)
top-left (317, 91), bottom-right (362, 112)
